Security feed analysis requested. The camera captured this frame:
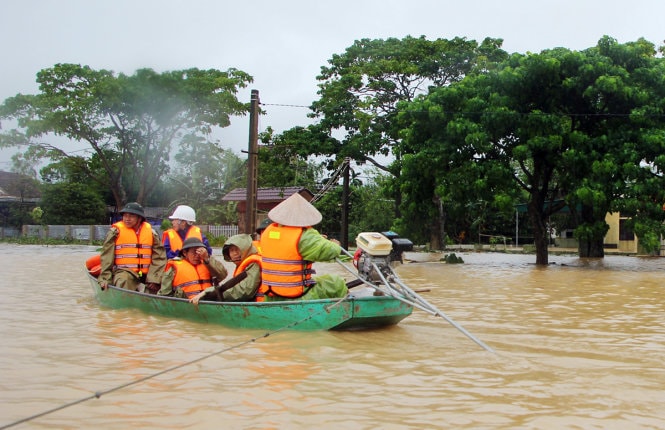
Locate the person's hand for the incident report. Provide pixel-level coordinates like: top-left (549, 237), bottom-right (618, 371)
top-left (196, 248), bottom-right (210, 263)
top-left (321, 233), bottom-right (340, 246)
top-left (189, 291), bottom-right (205, 305)
top-left (145, 282), bottom-right (160, 294)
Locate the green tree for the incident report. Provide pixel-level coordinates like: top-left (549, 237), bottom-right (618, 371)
top-left (567, 37), bottom-right (665, 256)
top-left (308, 36), bottom-right (508, 222)
top-left (169, 135), bottom-right (246, 224)
top-left (0, 64), bottom-right (253, 209)
top-left (256, 127), bottom-right (325, 189)
top-left (399, 36), bottom-right (665, 264)
top-left (40, 182), bottom-right (106, 224)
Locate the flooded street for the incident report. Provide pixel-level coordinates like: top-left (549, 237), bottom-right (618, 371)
top-left (1, 244), bottom-right (664, 429)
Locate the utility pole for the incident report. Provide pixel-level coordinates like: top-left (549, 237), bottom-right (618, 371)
top-left (245, 89), bottom-right (260, 235)
top-left (341, 157), bottom-right (350, 249)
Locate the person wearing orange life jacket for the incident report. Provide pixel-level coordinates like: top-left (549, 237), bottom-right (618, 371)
top-left (98, 202), bottom-right (166, 292)
top-left (162, 205), bottom-right (213, 259)
top-left (258, 193), bottom-right (348, 301)
top-left (190, 234), bottom-right (261, 304)
top-left (157, 237), bottom-right (228, 299)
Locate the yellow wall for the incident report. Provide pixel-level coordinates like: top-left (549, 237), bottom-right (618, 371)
top-left (604, 212), bottom-right (638, 253)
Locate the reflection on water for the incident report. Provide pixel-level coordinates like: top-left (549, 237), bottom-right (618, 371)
top-left (1, 244), bottom-right (665, 429)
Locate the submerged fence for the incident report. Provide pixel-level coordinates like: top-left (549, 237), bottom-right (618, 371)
top-left (0, 224), bottom-right (239, 242)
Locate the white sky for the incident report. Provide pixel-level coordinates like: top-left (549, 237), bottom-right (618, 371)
top-left (1, 0), bottom-right (663, 170)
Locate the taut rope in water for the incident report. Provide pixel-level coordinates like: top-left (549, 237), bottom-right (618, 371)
top-left (0, 295), bottom-right (352, 430)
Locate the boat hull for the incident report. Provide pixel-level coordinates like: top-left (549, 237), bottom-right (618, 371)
top-left (87, 273), bottom-right (412, 331)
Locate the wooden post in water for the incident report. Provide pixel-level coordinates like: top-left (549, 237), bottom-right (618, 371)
top-left (245, 89), bottom-right (260, 235)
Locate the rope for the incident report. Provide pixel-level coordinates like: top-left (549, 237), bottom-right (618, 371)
top-left (311, 159), bottom-right (349, 203)
top-left (0, 295), bottom-right (352, 430)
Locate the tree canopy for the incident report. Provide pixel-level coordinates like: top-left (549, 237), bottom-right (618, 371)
top-left (0, 64), bottom-right (253, 209)
top-left (311, 35), bottom-right (508, 173)
top-left (398, 36), bottom-right (665, 263)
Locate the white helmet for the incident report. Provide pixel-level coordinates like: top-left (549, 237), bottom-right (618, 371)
top-left (169, 205), bottom-right (196, 222)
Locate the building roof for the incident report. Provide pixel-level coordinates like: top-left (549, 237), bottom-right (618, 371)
top-left (222, 186), bottom-right (314, 202)
top-left (0, 171), bottom-right (41, 202)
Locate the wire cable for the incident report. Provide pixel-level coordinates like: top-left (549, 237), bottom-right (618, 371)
top-left (0, 295), bottom-right (352, 430)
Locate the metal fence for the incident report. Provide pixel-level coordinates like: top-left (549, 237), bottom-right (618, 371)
top-left (206, 225), bottom-right (239, 238)
top-left (9, 224), bottom-right (239, 242)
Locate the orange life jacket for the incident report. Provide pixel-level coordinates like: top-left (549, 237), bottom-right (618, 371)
top-left (163, 226), bottom-right (203, 254)
top-left (231, 254), bottom-right (263, 301)
top-left (113, 221), bottom-right (154, 275)
top-left (166, 259), bottom-right (212, 298)
top-left (234, 254), bottom-right (262, 277)
top-left (258, 225), bottom-right (315, 300)
top-left (86, 254), bottom-right (102, 277)
top-left (252, 240), bottom-right (262, 255)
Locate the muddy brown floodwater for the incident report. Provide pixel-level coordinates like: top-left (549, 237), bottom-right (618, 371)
top-left (1, 244), bottom-right (664, 429)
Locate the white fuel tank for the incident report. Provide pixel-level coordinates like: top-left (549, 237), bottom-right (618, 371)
top-left (355, 232), bottom-right (393, 256)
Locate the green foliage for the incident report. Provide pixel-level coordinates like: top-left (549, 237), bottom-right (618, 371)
top-left (31, 207), bottom-right (43, 224)
top-left (442, 253), bottom-right (464, 264)
top-left (261, 35), bottom-right (511, 243)
top-left (397, 36), bottom-right (665, 263)
top-left (632, 218), bottom-right (665, 255)
top-left (312, 36), bottom-right (508, 167)
top-left (308, 170), bottom-right (396, 244)
top-left (161, 219), bottom-right (172, 231)
top-left (168, 135), bottom-right (246, 223)
top-left (0, 64), bottom-right (253, 209)
top-left (39, 182), bottom-right (106, 224)
top-left (257, 129), bottom-right (324, 189)
top-left (0, 204), bottom-right (35, 228)
top-left (206, 234), bottom-right (228, 247)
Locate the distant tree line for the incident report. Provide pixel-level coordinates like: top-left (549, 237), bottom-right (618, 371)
top-left (1, 36), bottom-right (664, 265)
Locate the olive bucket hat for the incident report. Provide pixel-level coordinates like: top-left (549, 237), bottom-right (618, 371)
top-left (256, 218), bottom-right (272, 234)
top-left (179, 237), bottom-right (205, 257)
top-left (119, 202), bottom-right (145, 218)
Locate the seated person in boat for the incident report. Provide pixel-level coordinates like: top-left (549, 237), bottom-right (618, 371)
top-left (162, 205), bottom-right (213, 259)
top-left (157, 237), bottom-right (228, 299)
top-left (190, 233), bottom-right (262, 304)
top-left (252, 217), bottom-right (272, 254)
top-left (258, 193), bottom-right (348, 301)
top-left (98, 202), bottom-right (166, 292)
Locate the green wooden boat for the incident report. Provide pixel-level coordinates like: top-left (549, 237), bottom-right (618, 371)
top-left (87, 272), bottom-right (413, 331)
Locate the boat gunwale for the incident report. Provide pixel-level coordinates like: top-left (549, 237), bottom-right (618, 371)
top-left (93, 280), bottom-right (405, 307)
top-left (86, 270), bottom-right (413, 330)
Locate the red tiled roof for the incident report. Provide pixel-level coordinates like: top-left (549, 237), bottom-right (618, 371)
top-left (222, 187), bottom-right (314, 202)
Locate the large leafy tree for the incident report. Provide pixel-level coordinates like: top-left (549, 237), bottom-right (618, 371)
top-left (556, 37), bottom-right (665, 257)
top-left (0, 64), bottom-right (253, 209)
top-left (169, 135), bottom-right (246, 224)
top-left (399, 37), bottom-right (665, 264)
top-left (284, 36), bottom-right (509, 220)
top-left (312, 36), bottom-right (507, 169)
top-left (257, 127), bottom-right (324, 189)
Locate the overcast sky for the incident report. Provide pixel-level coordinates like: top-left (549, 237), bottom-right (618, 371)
top-left (1, 0), bottom-right (663, 170)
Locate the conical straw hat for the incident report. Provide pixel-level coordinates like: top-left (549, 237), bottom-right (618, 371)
top-left (268, 193), bottom-right (322, 227)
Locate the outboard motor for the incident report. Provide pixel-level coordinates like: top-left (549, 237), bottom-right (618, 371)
top-left (381, 231), bottom-right (413, 264)
top-left (354, 232), bottom-right (413, 282)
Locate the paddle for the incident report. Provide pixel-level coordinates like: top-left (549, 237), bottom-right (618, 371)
top-left (212, 271), bottom-right (248, 301)
top-left (337, 248), bottom-right (495, 354)
top-left (346, 278), bottom-right (429, 293)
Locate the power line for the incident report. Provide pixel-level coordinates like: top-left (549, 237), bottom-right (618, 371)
top-left (261, 102), bottom-right (310, 108)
